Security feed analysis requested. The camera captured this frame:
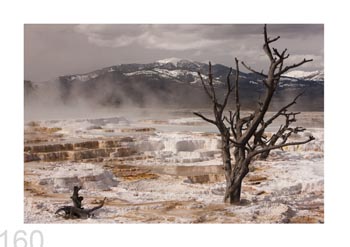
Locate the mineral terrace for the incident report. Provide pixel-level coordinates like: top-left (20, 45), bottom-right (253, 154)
top-left (24, 110), bottom-right (324, 223)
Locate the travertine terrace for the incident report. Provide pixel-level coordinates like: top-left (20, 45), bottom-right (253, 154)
top-left (24, 111), bottom-right (324, 223)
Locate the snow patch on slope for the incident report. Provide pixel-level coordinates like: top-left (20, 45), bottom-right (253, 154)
top-left (153, 68), bottom-right (197, 78)
top-left (284, 70), bottom-right (324, 81)
top-left (123, 70), bottom-right (158, 76)
top-left (69, 73), bottom-right (99, 82)
top-left (157, 57), bottom-right (188, 65)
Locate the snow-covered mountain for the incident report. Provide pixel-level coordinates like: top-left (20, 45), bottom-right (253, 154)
top-left (157, 57), bottom-right (182, 64)
top-left (283, 70), bottom-right (324, 81)
top-left (59, 58), bottom-right (230, 86)
top-left (25, 58), bottom-right (324, 111)
top-left (157, 57), bottom-right (190, 65)
top-left (59, 58), bottom-right (324, 87)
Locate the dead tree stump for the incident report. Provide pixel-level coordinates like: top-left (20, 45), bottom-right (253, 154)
top-left (55, 186), bottom-right (106, 219)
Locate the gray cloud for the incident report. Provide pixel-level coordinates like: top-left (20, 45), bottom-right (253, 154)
top-left (25, 24), bottom-right (324, 81)
top-left (75, 24), bottom-right (323, 49)
top-left (75, 24), bottom-right (226, 50)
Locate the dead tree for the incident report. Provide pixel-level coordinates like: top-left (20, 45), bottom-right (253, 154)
top-left (71, 185), bottom-right (84, 209)
top-left (55, 186), bottom-right (106, 219)
top-left (194, 25), bottom-right (315, 204)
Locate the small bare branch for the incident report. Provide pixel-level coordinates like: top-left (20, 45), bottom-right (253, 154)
top-left (234, 57), bottom-right (241, 123)
top-left (193, 112), bottom-right (216, 125)
top-left (293, 126), bottom-right (306, 133)
top-left (197, 71), bottom-right (214, 102)
top-left (273, 48), bottom-right (288, 59)
top-left (278, 58), bottom-right (313, 76)
top-left (267, 36), bottom-right (280, 44)
top-left (263, 24), bottom-right (280, 62)
top-left (241, 61), bottom-right (267, 78)
top-left (207, 62), bottom-right (217, 101)
top-left (228, 110), bottom-right (237, 139)
top-left (248, 136), bottom-right (315, 159)
top-left (222, 67), bottom-right (233, 110)
top-left (229, 138), bottom-right (243, 147)
top-left (263, 92), bottom-right (304, 128)
top-left (273, 48), bottom-right (281, 57)
top-left (281, 49), bottom-right (289, 59)
top-left (227, 67), bottom-right (233, 91)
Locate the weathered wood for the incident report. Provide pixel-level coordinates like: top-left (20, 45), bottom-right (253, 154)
top-left (70, 185), bottom-right (84, 209)
top-left (194, 24), bottom-right (314, 204)
top-left (55, 197), bottom-right (106, 219)
top-left (55, 186), bottom-right (106, 219)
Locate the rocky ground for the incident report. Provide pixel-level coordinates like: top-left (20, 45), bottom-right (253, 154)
top-left (24, 111), bottom-right (324, 223)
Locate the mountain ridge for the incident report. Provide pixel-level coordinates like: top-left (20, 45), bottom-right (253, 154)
top-left (25, 59), bottom-right (324, 111)
top-left (57, 58), bottom-right (323, 84)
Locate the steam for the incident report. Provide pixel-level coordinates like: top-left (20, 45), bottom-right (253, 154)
top-left (24, 78), bottom-right (199, 121)
top-left (24, 75), bottom-right (322, 122)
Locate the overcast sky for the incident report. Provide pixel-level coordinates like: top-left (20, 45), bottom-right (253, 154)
top-left (24, 24), bottom-right (324, 82)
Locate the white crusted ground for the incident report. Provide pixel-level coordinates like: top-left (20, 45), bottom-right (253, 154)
top-left (24, 112), bottom-right (324, 223)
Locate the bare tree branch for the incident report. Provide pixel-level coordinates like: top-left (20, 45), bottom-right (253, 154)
top-left (241, 61), bottom-right (268, 78)
top-left (197, 71), bottom-right (214, 102)
top-left (234, 57), bottom-right (241, 125)
top-left (221, 67), bottom-right (233, 110)
top-left (277, 59), bottom-right (313, 76)
top-left (193, 112), bottom-right (217, 125)
top-left (263, 92), bottom-right (304, 128)
top-left (207, 62), bottom-right (217, 102)
top-left (228, 110), bottom-right (237, 139)
top-left (229, 138), bottom-right (244, 147)
top-left (273, 48), bottom-right (288, 59)
top-left (267, 36), bottom-right (281, 44)
top-left (263, 24), bottom-right (280, 62)
top-left (248, 136), bottom-right (315, 159)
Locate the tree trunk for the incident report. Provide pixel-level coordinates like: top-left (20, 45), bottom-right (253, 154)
top-left (220, 131), bottom-right (232, 176)
top-left (224, 179), bottom-right (242, 204)
top-left (224, 157), bottom-right (249, 204)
